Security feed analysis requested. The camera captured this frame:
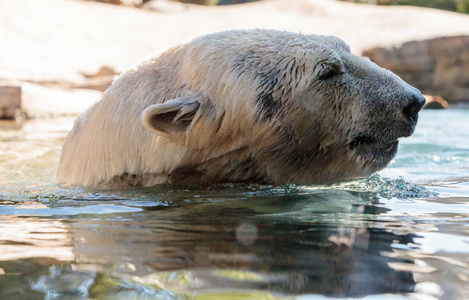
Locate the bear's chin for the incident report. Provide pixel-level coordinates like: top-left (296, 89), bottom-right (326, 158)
top-left (350, 137), bottom-right (400, 171)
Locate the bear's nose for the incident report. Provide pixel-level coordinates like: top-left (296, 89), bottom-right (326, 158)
top-left (403, 93), bottom-right (426, 121)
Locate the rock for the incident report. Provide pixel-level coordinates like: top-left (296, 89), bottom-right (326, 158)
top-left (0, 86), bottom-right (22, 119)
top-left (423, 95), bottom-right (449, 109)
top-left (78, 66), bottom-right (119, 92)
top-left (95, 66), bottom-right (119, 77)
top-left (363, 36), bottom-right (469, 103)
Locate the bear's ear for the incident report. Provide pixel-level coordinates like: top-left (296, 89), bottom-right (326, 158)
top-left (142, 94), bottom-right (206, 142)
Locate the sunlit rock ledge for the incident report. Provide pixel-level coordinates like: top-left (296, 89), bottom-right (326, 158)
top-left (1, 0), bottom-right (469, 118)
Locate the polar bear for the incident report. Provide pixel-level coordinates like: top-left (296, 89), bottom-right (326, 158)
top-left (57, 29), bottom-right (425, 188)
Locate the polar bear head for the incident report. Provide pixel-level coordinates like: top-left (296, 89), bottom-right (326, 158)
top-left (140, 30), bottom-right (424, 185)
top-left (57, 30), bottom-right (424, 188)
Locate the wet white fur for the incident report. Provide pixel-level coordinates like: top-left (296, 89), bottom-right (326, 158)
top-left (57, 29), bottom-right (412, 188)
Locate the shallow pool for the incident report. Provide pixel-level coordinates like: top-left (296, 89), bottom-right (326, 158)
top-left (0, 109), bottom-right (468, 299)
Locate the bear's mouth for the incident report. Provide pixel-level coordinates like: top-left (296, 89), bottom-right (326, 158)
top-left (349, 136), bottom-right (399, 166)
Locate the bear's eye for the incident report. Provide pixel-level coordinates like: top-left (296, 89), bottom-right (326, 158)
top-left (318, 69), bottom-right (337, 80)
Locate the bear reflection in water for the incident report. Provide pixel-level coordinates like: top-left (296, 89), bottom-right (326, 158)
top-left (20, 189), bottom-right (416, 298)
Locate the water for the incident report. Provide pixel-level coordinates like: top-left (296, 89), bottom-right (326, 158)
top-left (0, 109), bottom-right (468, 300)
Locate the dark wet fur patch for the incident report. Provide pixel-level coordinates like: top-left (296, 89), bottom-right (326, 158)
top-left (256, 92), bottom-right (281, 120)
top-left (231, 51), bottom-right (284, 121)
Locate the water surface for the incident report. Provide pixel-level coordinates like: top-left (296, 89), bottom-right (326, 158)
top-left (0, 110), bottom-right (468, 299)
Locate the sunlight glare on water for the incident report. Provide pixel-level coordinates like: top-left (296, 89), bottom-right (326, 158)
top-left (0, 110), bottom-right (468, 299)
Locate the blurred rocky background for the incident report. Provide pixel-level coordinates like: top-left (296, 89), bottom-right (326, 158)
top-left (1, 0), bottom-right (469, 119)
top-left (364, 36), bottom-right (469, 104)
